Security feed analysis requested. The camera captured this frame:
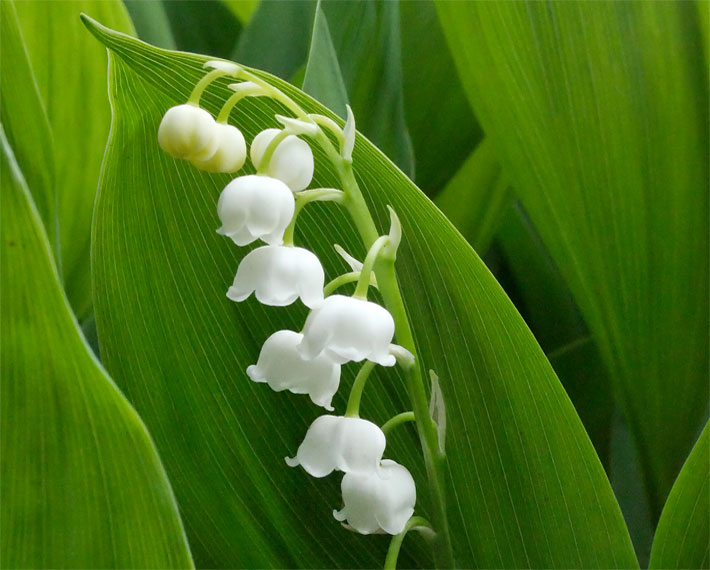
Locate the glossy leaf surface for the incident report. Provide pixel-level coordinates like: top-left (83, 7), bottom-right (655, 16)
top-left (0, 129), bottom-right (193, 570)
top-left (86, 20), bottom-right (637, 569)
top-left (13, 0), bottom-right (134, 320)
top-left (438, 0), bottom-right (709, 517)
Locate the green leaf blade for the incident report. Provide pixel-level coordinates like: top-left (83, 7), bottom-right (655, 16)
top-left (13, 0), bottom-right (135, 321)
top-left (0, 128), bottom-right (193, 570)
top-left (85, 20), bottom-right (637, 568)
top-left (437, 0), bottom-right (709, 518)
top-left (649, 423), bottom-right (709, 569)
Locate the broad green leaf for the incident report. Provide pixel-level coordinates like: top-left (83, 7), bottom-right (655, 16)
top-left (649, 423), bottom-right (709, 569)
top-left (13, 0), bottom-right (134, 321)
top-left (162, 0), bottom-right (242, 60)
top-left (435, 138), bottom-right (512, 254)
top-left (233, 0), bottom-right (316, 82)
top-left (494, 205), bottom-right (615, 467)
top-left (123, 0), bottom-right (175, 50)
top-left (222, 0), bottom-right (258, 26)
top-left (400, 0), bottom-right (482, 195)
top-left (302, 2), bottom-right (349, 119)
top-left (0, 1), bottom-right (55, 252)
top-left (0, 127), bottom-right (193, 569)
top-left (84, 20), bottom-right (637, 569)
top-left (438, 1), bottom-right (709, 517)
top-left (320, 1), bottom-right (413, 176)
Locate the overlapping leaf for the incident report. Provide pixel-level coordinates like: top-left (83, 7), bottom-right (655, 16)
top-left (438, 1), bottom-right (709, 517)
top-left (85, 20), bottom-right (636, 569)
top-left (12, 0), bottom-right (134, 321)
top-left (0, 128), bottom-right (192, 569)
top-left (649, 423), bottom-right (709, 569)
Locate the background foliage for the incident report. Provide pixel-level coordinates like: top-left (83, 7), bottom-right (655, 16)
top-left (1, 1), bottom-right (707, 569)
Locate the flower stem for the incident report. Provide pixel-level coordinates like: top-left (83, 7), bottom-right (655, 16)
top-left (353, 235), bottom-right (389, 299)
top-left (338, 161), bottom-right (455, 569)
top-left (256, 129), bottom-right (290, 175)
top-left (384, 516), bottom-right (436, 570)
top-left (323, 271), bottom-right (360, 296)
top-left (217, 90), bottom-right (251, 123)
top-left (188, 69), bottom-right (228, 105)
top-left (345, 361), bottom-right (376, 418)
top-left (240, 72), bottom-right (455, 569)
top-left (381, 411), bottom-right (416, 436)
top-left (283, 189), bottom-right (344, 246)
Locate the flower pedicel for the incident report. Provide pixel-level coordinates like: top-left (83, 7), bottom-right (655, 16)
top-left (157, 59), bottom-right (452, 567)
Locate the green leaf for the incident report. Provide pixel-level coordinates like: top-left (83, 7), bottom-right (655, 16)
top-left (13, 0), bottom-right (135, 321)
top-left (302, 2), bottom-right (349, 119)
top-left (84, 19), bottom-right (637, 568)
top-left (222, 0), bottom-right (259, 25)
top-left (400, 0), bottom-right (483, 195)
top-left (435, 138), bottom-right (512, 254)
top-left (649, 423), bottom-right (709, 569)
top-left (233, 0), bottom-right (316, 82)
top-left (162, 0), bottom-right (242, 60)
top-left (438, 0), bottom-right (709, 517)
top-left (0, 127), bottom-right (193, 569)
top-left (0, 0), bottom-right (56, 253)
top-left (123, 0), bottom-right (175, 50)
top-left (320, 1), bottom-right (414, 177)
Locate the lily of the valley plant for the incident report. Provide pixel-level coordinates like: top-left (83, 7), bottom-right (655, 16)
top-left (157, 60), bottom-right (450, 569)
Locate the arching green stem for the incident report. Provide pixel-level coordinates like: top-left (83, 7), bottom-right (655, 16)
top-left (323, 271), bottom-right (360, 296)
top-left (353, 235), bottom-right (389, 299)
top-left (256, 129), bottom-right (290, 175)
top-left (237, 69), bottom-right (455, 569)
top-left (381, 411), bottom-right (416, 436)
top-left (188, 69), bottom-right (229, 105)
top-left (345, 361), bottom-right (376, 418)
top-left (384, 517), bottom-right (436, 570)
top-left (217, 90), bottom-right (254, 123)
top-left (283, 189), bottom-right (344, 246)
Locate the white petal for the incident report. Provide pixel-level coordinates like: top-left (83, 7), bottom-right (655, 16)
top-left (228, 246), bottom-right (325, 308)
top-left (246, 330), bottom-right (340, 409)
top-left (191, 123), bottom-right (246, 173)
top-left (288, 415), bottom-right (385, 478)
top-left (250, 129), bottom-right (314, 191)
top-left (335, 417), bottom-right (387, 474)
top-left (374, 460), bottom-right (416, 534)
top-left (288, 415), bottom-right (342, 477)
top-left (299, 295), bottom-right (395, 365)
top-left (337, 460), bottom-right (416, 535)
top-left (217, 175), bottom-right (294, 246)
top-left (158, 104), bottom-right (217, 160)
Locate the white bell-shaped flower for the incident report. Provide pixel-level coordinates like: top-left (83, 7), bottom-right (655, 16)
top-left (298, 295), bottom-right (396, 366)
top-left (158, 103), bottom-right (218, 160)
top-left (217, 174), bottom-right (295, 246)
top-left (227, 245), bottom-right (324, 308)
top-left (191, 123), bottom-right (247, 173)
top-left (250, 128), bottom-right (314, 191)
top-left (247, 330), bottom-right (340, 410)
top-left (286, 415), bottom-right (386, 477)
top-left (333, 460), bottom-right (416, 535)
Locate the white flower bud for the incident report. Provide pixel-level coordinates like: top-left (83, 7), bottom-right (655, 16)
top-left (217, 174), bottom-right (294, 246)
top-left (247, 330), bottom-right (340, 410)
top-left (286, 415), bottom-right (386, 477)
top-left (250, 128), bottom-right (314, 192)
top-left (333, 460), bottom-right (416, 535)
top-left (191, 123), bottom-right (247, 173)
top-left (227, 245), bottom-right (324, 308)
top-left (158, 104), bottom-right (218, 160)
top-left (298, 295), bottom-right (396, 366)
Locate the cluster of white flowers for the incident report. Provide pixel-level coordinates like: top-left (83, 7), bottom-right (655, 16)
top-left (157, 61), bottom-right (416, 536)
